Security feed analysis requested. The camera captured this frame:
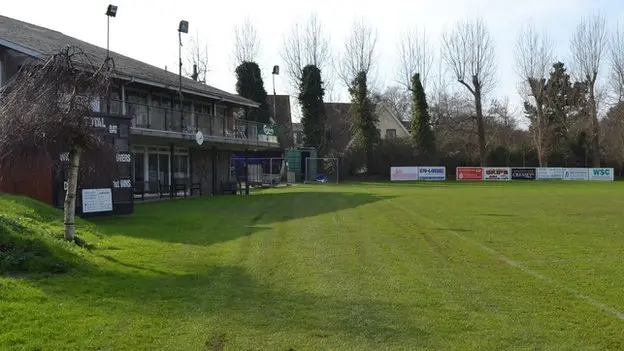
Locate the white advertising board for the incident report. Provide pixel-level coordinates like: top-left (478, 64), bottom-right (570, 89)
top-left (563, 168), bottom-right (589, 181)
top-left (482, 167), bottom-right (511, 181)
top-left (418, 166), bottom-right (446, 181)
top-left (536, 167), bottom-right (563, 180)
top-left (588, 168), bottom-right (614, 181)
top-left (390, 167), bottom-right (419, 181)
top-left (82, 188), bottom-right (113, 213)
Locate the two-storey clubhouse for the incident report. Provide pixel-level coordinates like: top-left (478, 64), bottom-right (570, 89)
top-left (0, 14), bottom-right (280, 215)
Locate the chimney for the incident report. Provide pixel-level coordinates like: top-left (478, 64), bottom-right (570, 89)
top-left (192, 64), bottom-right (198, 81)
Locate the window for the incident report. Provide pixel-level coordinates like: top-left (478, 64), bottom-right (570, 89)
top-left (385, 129), bottom-right (397, 138)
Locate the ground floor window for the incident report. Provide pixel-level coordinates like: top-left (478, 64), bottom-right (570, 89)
top-left (132, 145), bottom-right (189, 193)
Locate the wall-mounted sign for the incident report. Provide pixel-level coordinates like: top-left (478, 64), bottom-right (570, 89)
top-left (196, 131), bottom-right (204, 145)
top-left (113, 179), bottom-right (132, 188)
top-left (116, 153), bottom-right (132, 163)
top-left (82, 188), bottom-right (113, 213)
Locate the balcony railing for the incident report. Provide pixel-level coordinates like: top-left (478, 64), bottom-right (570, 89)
top-left (105, 100), bottom-right (279, 144)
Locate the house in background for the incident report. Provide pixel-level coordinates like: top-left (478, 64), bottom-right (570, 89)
top-left (291, 102), bottom-right (411, 154)
top-left (0, 14), bottom-right (279, 215)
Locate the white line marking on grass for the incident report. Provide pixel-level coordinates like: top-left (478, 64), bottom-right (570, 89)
top-left (381, 197), bottom-right (624, 322)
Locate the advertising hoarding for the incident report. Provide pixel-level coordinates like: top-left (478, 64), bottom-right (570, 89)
top-left (511, 168), bottom-right (536, 180)
top-left (563, 168), bottom-right (589, 181)
top-left (588, 168), bottom-right (614, 181)
top-left (418, 166), bottom-right (446, 181)
top-left (483, 167), bottom-right (511, 181)
top-left (456, 167), bottom-right (483, 181)
top-left (536, 168), bottom-right (563, 180)
top-left (390, 167), bottom-right (419, 181)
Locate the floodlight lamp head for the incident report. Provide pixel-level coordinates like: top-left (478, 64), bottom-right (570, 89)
top-left (272, 65), bottom-right (280, 75)
top-left (178, 20), bottom-right (189, 33)
top-left (106, 4), bottom-right (117, 17)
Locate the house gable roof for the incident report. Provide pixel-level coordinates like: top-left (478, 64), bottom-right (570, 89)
top-left (0, 15), bottom-right (258, 107)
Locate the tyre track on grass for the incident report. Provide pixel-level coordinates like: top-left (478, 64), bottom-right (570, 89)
top-left (382, 196), bottom-right (624, 322)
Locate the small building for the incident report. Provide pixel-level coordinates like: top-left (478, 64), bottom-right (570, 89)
top-left (0, 15), bottom-right (279, 215)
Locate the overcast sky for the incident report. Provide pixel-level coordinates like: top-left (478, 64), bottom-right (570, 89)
top-left (4, 0), bottom-right (624, 122)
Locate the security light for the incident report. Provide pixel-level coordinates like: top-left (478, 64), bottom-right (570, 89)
top-left (106, 4), bottom-right (117, 17)
top-left (178, 20), bottom-right (189, 33)
top-left (272, 65), bottom-right (280, 75)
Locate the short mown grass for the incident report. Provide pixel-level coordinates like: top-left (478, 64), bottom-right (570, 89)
top-left (2, 182), bottom-right (624, 350)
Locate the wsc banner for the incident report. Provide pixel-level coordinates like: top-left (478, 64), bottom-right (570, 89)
top-left (390, 167), bottom-right (419, 181)
top-left (511, 168), bottom-right (536, 180)
top-left (563, 168), bottom-right (589, 181)
top-left (418, 166), bottom-right (446, 181)
top-left (456, 167), bottom-right (483, 181)
top-left (588, 168), bottom-right (614, 181)
top-left (483, 167), bottom-right (511, 181)
top-left (536, 168), bottom-right (563, 180)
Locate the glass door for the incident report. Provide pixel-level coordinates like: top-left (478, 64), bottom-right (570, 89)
top-left (159, 154), bottom-right (170, 186)
top-left (133, 152), bottom-right (145, 190)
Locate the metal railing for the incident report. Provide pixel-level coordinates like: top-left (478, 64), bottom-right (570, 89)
top-left (105, 100), bottom-right (279, 144)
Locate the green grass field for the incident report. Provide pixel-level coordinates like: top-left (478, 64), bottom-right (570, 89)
top-left (2, 182), bottom-right (624, 350)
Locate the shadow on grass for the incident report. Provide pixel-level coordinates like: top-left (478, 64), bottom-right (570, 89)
top-left (91, 191), bottom-right (394, 246)
top-left (31, 264), bottom-right (428, 348)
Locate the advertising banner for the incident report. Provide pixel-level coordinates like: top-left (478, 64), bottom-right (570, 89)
top-left (418, 166), bottom-right (446, 181)
top-left (511, 168), bottom-right (536, 180)
top-left (483, 167), bottom-right (512, 181)
top-left (588, 168), bottom-right (614, 181)
top-left (456, 167), bottom-right (483, 181)
top-left (536, 167), bottom-right (563, 180)
top-left (563, 168), bottom-right (589, 181)
top-left (390, 167), bottom-right (419, 181)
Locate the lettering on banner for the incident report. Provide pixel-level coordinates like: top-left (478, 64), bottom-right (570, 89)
top-left (116, 153), bottom-right (131, 163)
top-left (113, 179), bottom-right (132, 188)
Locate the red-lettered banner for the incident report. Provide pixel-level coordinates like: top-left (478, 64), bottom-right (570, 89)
top-left (456, 167), bottom-right (483, 181)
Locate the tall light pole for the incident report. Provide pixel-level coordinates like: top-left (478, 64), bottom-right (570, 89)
top-left (105, 5), bottom-right (117, 114)
top-left (271, 65), bottom-right (279, 125)
top-left (105, 5), bottom-right (117, 59)
top-left (178, 20), bottom-right (189, 131)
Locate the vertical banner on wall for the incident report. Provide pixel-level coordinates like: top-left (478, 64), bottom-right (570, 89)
top-left (418, 166), bottom-right (446, 181)
top-left (390, 167), bottom-right (419, 181)
top-left (536, 168), bottom-right (563, 180)
top-left (456, 167), bottom-right (483, 181)
top-left (482, 167), bottom-right (511, 181)
top-left (588, 168), bottom-right (614, 181)
top-left (563, 168), bottom-right (589, 181)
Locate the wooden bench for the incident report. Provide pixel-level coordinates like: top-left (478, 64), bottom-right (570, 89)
top-left (133, 180), bottom-right (160, 200)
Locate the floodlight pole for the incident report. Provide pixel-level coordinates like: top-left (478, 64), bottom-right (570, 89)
top-left (106, 16), bottom-right (110, 58)
top-left (271, 65), bottom-right (279, 125)
top-left (179, 30), bottom-right (183, 131)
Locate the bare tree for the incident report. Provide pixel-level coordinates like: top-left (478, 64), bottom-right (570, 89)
top-left (514, 21), bottom-right (554, 166)
top-left (397, 27), bottom-right (434, 91)
top-left (441, 18), bottom-right (496, 166)
top-left (0, 46), bottom-right (114, 241)
top-left (281, 12), bottom-right (331, 93)
top-left (233, 17), bottom-right (261, 65)
top-left (185, 32), bottom-right (209, 83)
top-left (610, 24), bottom-right (624, 102)
top-left (338, 18), bottom-right (378, 87)
top-left (570, 13), bottom-right (608, 167)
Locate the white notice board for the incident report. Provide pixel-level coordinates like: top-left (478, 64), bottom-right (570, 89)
top-left (82, 188), bottom-right (113, 213)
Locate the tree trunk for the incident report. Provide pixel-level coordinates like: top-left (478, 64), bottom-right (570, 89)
top-left (535, 100), bottom-right (548, 167)
top-left (588, 85), bottom-right (601, 168)
top-left (473, 80), bottom-right (487, 166)
top-left (64, 146), bottom-right (82, 241)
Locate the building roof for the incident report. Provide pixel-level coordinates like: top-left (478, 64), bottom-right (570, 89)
top-left (0, 14), bottom-right (258, 107)
top-left (266, 95), bottom-right (294, 148)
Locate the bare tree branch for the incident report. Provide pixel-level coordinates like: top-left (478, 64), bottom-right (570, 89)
top-left (514, 20), bottom-right (553, 166)
top-left (338, 18), bottom-right (378, 87)
top-left (397, 27), bottom-right (434, 91)
top-left (441, 17), bottom-right (496, 166)
top-left (185, 31), bottom-right (209, 83)
top-left (570, 13), bottom-right (608, 167)
top-left (281, 12), bottom-right (331, 94)
top-left (610, 24), bottom-right (624, 102)
top-left (233, 17), bottom-right (261, 65)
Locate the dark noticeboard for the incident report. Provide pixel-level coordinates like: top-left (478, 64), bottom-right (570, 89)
top-left (53, 113), bottom-right (133, 217)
